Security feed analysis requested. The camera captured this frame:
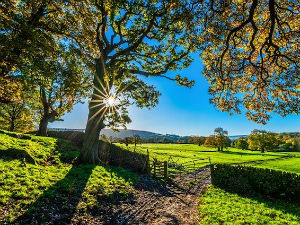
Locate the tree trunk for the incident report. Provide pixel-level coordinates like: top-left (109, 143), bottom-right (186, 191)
top-left (9, 118), bottom-right (15, 132)
top-left (79, 58), bottom-right (107, 164)
top-left (38, 116), bottom-right (49, 136)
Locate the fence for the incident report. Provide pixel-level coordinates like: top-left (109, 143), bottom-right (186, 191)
top-left (99, 141), bottom-right (149, 173)
top-left (148, 155), bottom-right (211, 181)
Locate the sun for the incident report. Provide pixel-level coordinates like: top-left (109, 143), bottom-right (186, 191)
top-left (106, 95), bottom-right (116, 107)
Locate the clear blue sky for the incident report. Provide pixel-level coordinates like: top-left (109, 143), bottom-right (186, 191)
top-left (50, 54), bottom-right (299, 136)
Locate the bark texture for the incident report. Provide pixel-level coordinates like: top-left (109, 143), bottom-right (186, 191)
top-left (79, 58), bottom-right (107, 164)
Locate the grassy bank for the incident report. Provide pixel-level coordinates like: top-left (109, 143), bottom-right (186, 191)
top-left (198, 186), bottom-right (300, 225)
top-left (0, 131), bottom-right (136, 224)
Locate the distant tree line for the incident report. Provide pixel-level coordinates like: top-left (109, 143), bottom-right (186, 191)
top-left (232, 130), bottom-right (300, 153)
top-left (112, 128), bottom-right (300, 153)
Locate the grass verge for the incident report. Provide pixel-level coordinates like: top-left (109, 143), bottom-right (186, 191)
top-left (198, 186), bottom-right (300, 225)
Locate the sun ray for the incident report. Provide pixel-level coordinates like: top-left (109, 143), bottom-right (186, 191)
top-left (89, 102), bottom-right (106, 109)
top-left (91, 107), bottom-right (108, 134)
top-left (115, 82), bottom-right (132, 97)
top-left (92, 84), bottom-right (108, 98)
top-left (88, 105), bottom-right (107, 122)
top-left (92, 92), bottom-right (106, 99)
top-left (98, 78), bottom-right (111, 97)
top-left (90, 99), bottom-right (105, 103)
top-left (94, 73), bottom-right (109, 95)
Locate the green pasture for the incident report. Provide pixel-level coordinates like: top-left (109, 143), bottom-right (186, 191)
top-left (249, 157), bottom-right (300, 174)
top-left (118, 143), bottom-right (300, 173)
top-left (198, 186), bottom-right (300, 225)
top-left (0, 132), bottom-right (136, 223)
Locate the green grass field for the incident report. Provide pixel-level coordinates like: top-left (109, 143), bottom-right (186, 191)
top-left (119, 143), bottom-right (300, 173)
top-left (0, 131), bottom-right (136, 224)
top-left (198, 186), bottom-right (300, 224)
top-left (1, 132), bottom-right (299, 224)
top-left (249, 157), bottom-right (300, 174)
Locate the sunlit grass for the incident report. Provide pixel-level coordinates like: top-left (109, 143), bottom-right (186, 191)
top-left (118, 143), bottom-right (299, 173)
top-left (249, 157), bottom-right (300, 174)
top-left (0, 131), bottom-right (136, 223)
top-left (198, 186), bottom-right (300, 224)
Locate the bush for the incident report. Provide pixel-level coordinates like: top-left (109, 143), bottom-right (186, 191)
top-left (279, 143), bottom-right (295, 152)
top-left (211, 164), bottom-right (300, 204)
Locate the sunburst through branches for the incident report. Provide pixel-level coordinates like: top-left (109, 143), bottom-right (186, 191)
top-left (88, 75), bottom-right (131, 130)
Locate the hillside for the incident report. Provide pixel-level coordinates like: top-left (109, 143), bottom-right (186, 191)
top-left (49, 128), bottom-right (247, 140)
top-left (49, 128), bottom-right (189, 140)
top-left (0, 130), bottom-right (137, 224)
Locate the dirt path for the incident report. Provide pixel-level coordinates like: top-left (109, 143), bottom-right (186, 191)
top-left (105, 168), bottom-right (211, 225)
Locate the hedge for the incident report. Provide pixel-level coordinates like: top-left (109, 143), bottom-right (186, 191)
top-left (211, 164), bottom-right (300, 204)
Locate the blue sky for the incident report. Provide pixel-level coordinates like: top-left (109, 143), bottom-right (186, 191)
top-left (50, 54), bottom-right (299, 136)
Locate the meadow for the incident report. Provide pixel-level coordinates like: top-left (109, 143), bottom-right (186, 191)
top-left (1, 132), bottom-right (299, 224)
top-left (0, 131), bottom-right (136, 224)
top-left (119, 143), bottom-right (300, 224)
top-left (118, 143), bottom-right (300, 174)
top-left (198, 186), bottom-right (300, 224)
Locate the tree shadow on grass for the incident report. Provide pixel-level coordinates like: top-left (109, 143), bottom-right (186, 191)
top-left (0, 148), bottom-right (36, 164)
top-left (12, 164), bottom-right (96, 225)
top-left (220, 150), bottom-right (284, 157)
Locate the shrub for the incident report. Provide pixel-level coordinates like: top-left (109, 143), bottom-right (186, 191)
top-left (211, 164), bottom-right (300, 204)
top-left (279, 143), bottom-right (295, 152)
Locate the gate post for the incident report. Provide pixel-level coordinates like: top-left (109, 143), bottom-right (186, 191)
top-left (194, 161), bottom-right (196, 182)
top-left (146, 149), bottom-right (150, 175)
top-left (153, 158), bottom-right (157, 177)
top-left (164, 161), bottom-right (168, 180)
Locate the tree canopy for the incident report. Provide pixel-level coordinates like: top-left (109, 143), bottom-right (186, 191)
top-left (199, 0), bottom-right (300, 124)
top-left (1, 0), bottom-right (300, 163)
top-left (247, 130), bottom-right (278, 153)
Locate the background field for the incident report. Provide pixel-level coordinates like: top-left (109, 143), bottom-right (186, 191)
top-left (1, 132), bottom-right (299, 224)
top-left (118, 143), bottom-right (300, 174)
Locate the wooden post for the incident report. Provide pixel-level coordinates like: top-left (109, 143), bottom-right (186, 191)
top-left (164, 161), bottom-right (168, 180)
top-left (194, 161), bottom-right (196, 182)
top-left (153, 158), bottom-right (157, 177)
top-left (146, 149), bottom-right (150, 175)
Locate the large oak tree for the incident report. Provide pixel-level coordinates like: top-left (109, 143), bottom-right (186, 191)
top-left (75, 0), bottom-right (202, 163)
top-left (2, 0), bottom-right (300, 164)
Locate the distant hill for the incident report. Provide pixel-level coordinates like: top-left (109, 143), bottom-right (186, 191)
top-left (49, 128), bottom-right (250, 140)
top-left (100, 129), bottom-right (190, 141)
top-left (49, 128), bottom-right (189, 141)
top-left (228, 135), bottom-right (248, 140)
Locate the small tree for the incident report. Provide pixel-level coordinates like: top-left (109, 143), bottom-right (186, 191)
top-left (0, 81), bottom-right (38, 132)
top-left (233, 138), bottom-right (249, 150)
top-left (133, 134), bottom-right (141, 151)
top-left (248, 130), bottom-right (277, 153)
top-left (23, 49), bottom-right (91, 136)
top-left (0, 103), bottom-right (36, 132)
top-left (214, 127), bottom-right (228, 151)
top-left (188, 136), bottom-right (206, 146)
top-left (204, 136), bottom-right (217, 148)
